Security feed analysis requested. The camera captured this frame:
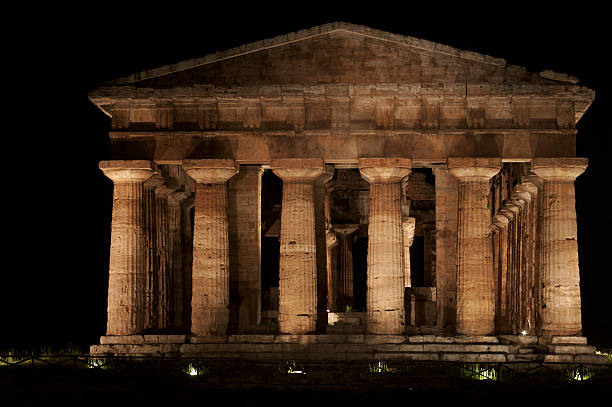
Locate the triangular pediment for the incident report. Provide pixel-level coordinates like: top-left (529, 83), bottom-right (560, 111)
top-left (104, 22), bottom-right (577, 89)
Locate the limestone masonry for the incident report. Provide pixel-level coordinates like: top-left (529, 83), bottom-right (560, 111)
top-left (90, 23), bottom-right (604, 364)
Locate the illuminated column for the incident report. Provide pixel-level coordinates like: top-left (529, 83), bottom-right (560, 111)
top-left (448, 157), bottom-right (501, 335)
top-left (333, 224), bottom-right (359, 309)
top-left (532, 157), bottom-right (587, 336)
top-left (402, 218), bottom-right (416, 287)
top-left (228, 165), bottom-right (264, 330)
top-left (359, 158), bottom-right (411, 335)
top-left (433, 165), bottom-right (459, 330)
top-left (154, 177), bottom-right (178, 330)
top-left (99, 160), bottom-right (155, 335)
top-left (183, 159), bottom-right (238, 336)
top-left (326, 230), bottom-right (338, 312)
top-left (271, 158), bottom-right (324, 334)
top-left (168, 190), bottom-right (189, 331)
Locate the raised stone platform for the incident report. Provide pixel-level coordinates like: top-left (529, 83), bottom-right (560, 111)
top-left (90, 335), bottom-right (607, 366)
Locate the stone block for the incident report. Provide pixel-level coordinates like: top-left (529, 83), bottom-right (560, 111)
top-left (407, 335), bottom-right (434, 343)
top-left (311, 334), bottom-right (348, 344)
top-left (423, 343), bottom-right (460, 352)
top-left (228, 335), bottom-right (275, 343)
top-left (453, 336), bottom-right (498, 344)
top-left (432, 336), bottom-right (454, 343)
top-left (189, 335), bottom-right (228, 344)
top-left (100, 335), bottom-right (145, 345)
top-left (396, 343), bottom-right (425, 352)
top-left (346, 335), bottom-right (366, 343)
top-left (167, 335), bottom-right (188, 343)
top-left (550, 336), bottom-right (588, 345)
top-left (498, 335), bottom-right (538, 345)
top-left (364, 335), bottom-right (407, 344)
top-left (543, 354), bottom-right (575, 363)
top-left (551, 345), bottom-right (596, 354)
top-left (440, 353), bottom-right (507, 363)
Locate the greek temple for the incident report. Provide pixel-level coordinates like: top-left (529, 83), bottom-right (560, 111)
top-left (89, 23), bottom-right (605, 364)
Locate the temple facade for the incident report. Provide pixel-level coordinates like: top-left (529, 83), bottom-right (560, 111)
top-left (89, 23), bottom-right (605, 363)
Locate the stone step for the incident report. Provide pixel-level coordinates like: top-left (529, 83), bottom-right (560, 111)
top-left (549, 344), bottom-right (597, 354)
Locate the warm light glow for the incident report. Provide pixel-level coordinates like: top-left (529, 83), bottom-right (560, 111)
top-left (189, 367), bottom-right (198, 376)
top-left (521, 330), bottom-right (527, 336)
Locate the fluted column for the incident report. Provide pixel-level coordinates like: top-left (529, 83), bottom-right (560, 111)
top-left (402, 217), bottom-right (416, 287)
top-left (99, 160), bottom-right (155, 335)
top-left (359, 158), bottom-right (411, 334)
top-left (333, 224), bottom-right (359, 309)
top-left (271, 158), bottom-right (324, 334)
top-left (448, 157), bottom-right (501, 335)
top-left (433, 165), bottom-right (459, 330)
top-left (168, 190), bottom-right (189, 331)
top-left (183, 159), bottom-right (238, 336)
top-left (532, 157), bottom-right (587, 336)
top-left (154, 177), bottom-right (178, 330)
top-left (326, 230), bottom-right (339, 312)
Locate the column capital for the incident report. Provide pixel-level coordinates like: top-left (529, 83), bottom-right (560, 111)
top-left (271, 158), bottom-right (324, 182)
top-left (358, 158), bottom-right (411, 183)
top-left (332, 223), bottom-right (360, 236)
top-left (531, 157), bottom-right (587, 181)
top-left (99, 160), bottom-right (155, 183)
top-left (447, 157), bottom-right (501, 181)
top-left (493, 214), bottom-right (510, 229)
top-left (183, 159), bottom-right (238, 184)
top-left (155, 177), bottom-right (179, 197)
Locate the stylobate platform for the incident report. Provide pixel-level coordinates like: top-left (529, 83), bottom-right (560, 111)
top-left (90, 334), bottom-right (607, 365)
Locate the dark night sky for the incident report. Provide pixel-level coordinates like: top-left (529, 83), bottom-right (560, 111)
top-left (3, 2), bottom-right (610, 349)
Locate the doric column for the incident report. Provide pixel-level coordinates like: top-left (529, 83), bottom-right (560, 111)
top-left (402, 217), bottom-right (416, 287)
top-left (99, 160), bottom-right (155, 335)
top-left (168, 190), bottom-right (189, 331)
top-left (359, 158), bottom-right (411, 335)
top-left (333, 224), bottom-right (359, 310)
top-left (326, 230), bottom-right (338, 312)
top-left (532, 157), bottom-right (587, 336)
top-left (183, 159), bottom-right (238, 336)
top-left (271, 158), bottom-right (324, 334)
top-left (433, 165), bottom-right (459, 330)
top-left (143, 173), bottom-right (163, 331)
top-left (314, 167), bottom-right (334, 330)
top-left (228, 165), bottom-right (264, 331)
top-left (492, 213), bottom-right (510, 332)
top-left (448, 157), bottom-right (501, 335)
top-left (154, 177), bottom-right (178, 330)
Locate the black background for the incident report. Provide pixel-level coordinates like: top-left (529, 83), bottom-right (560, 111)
top-left (3, 2), bottom-right (610, 350)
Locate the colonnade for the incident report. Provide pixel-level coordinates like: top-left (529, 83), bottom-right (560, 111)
top-left (99, 156), bottom-right (586, 337)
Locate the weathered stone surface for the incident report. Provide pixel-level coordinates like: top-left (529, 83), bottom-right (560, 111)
top-left (228, 165), bottom-right (263, 330)
top-left (360, 158), bottom-right (411, 334)
top-left (433, 166), bottom-right (458, 331)
top-left (99, 160), bottom-right (155, 335)
top-left (184, 159), bottom-right (239, 336)
top-left (92, 24), bottom-right (599, 365)
top-left (448, 157), bottom-right (501, 335)
top-left (272, 158), bottom-right (324, 334)
top-left (532, 158), bottom-right (586, 336)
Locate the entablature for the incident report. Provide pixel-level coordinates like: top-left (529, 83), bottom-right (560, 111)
top-left (90, 83), bottom-right (593, 133)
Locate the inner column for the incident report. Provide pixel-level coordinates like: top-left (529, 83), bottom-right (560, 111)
top-left (333, 224), bottom-right (359, 310)
top-left (359, 158), bottom-right (411, 335)
top-left (183, 159), bottom-right (238, 336)
top-left (448, 157), bottom-right (501, 335)
top-left (271, 158), bottom-right (324, 334)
